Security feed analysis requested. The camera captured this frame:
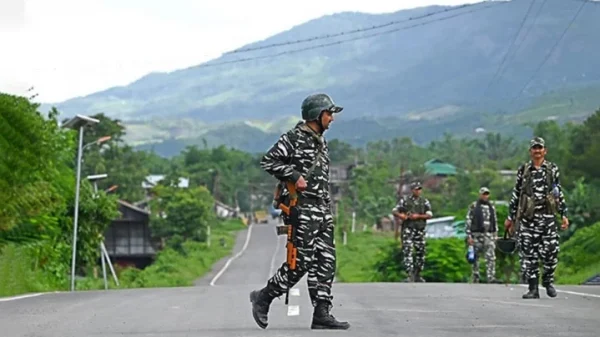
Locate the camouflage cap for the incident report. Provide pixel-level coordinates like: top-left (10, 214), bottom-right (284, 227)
top-left (530, 136), bottom-right (545, 148)
top-left (479, 187), bottom-right (490, 194)
top-left (410, 181), bottom-right (422, 190)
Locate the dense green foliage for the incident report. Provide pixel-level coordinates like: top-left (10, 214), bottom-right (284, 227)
top-left (0, 94), bottom-right (264, 297)
top-left (0, 94), bottom-right (120, 295)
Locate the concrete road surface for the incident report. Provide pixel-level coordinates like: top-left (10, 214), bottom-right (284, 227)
top-left (1, 221), bottom-right (599, 337)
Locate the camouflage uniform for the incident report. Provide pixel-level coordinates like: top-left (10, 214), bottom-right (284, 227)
top-left (260, 121), bottom-right (335, 304)
top-left (393, 182), bottom-right (432, 282)
top-left (465, 187), bottom-right (498, 283)
top-left (507, 137), bottom-right (567, 298)
top-left (250, 93), bottom-right (349, 330)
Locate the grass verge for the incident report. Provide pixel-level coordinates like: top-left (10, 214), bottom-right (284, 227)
top-left (0, 244), bottom-right (62, 297)
top-left (0, 219), bottom-right (246, 296)
top-left (76, 219), bottom-right (246, 290)
top-left (335, 230), bottom-right (396, 282)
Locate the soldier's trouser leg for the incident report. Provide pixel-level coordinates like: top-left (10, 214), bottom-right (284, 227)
top-left (471, 251), bottom-right (480, 282)
top-left (483, 234), bottom-right (496, 281)
top-left (518, 217), bottom-right (542, 282)
top-left (472, 234), bottom-right (484, 282)
top-left (401, 227), bottom-right (415, 276)
top-left (307, 210), bottom-right (336, 307)
top-left (539, 216), bottom-right (559, 286)
top-left (413, 228), bottom-right (426, 274)
top-left (264, 204), bottom-right (320, 299)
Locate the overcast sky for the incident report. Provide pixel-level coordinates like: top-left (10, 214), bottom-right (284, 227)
top-left (1, 0), bottom-right (486, 103)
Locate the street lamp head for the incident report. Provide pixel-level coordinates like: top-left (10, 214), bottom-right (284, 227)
top-left (61, 114), bottom-right (100, 130)
top-left (87, 173), bottom-right (108, 181)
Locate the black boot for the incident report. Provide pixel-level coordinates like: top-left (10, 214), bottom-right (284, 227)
top-left (522, 278), bottom-right (540, 299)
top-left (542, 281), bottom-right (557, 298)
top-left (249, 288), bottom-right (274, 329)
top-left (413, 269), bottom-right (425, 282)
top-left (311, 301), bottom-right (350, 330)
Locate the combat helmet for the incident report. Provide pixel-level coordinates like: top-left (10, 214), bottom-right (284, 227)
top-left (301, 93), bottom-right (343, 121)
top-left (497, 230), bottom-right (517, 254)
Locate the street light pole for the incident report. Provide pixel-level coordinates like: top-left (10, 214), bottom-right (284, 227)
top-left (61, 114), bottom-right (100, 292)
top-left (71, 125), bottom-right (84, 292)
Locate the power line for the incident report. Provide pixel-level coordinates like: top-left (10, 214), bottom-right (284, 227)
top-left (225, 2), bottom-right (487, 55)
top-left (497, 0), bottom-right (547, 83)
top-left (198, 1), bottom-right (506, 69)
top-left (508, 0), bottom-right (588, 105)
top-left (480, 0), bottom-right (538, 99)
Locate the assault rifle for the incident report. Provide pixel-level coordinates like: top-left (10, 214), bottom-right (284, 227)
top-left (273, 181), bottom-right (299, 305)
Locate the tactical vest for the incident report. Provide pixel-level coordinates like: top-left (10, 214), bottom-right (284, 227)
top-left (405, 197), bottom-right (427, 230)
top-left (470, 201), bottom-right (497, 233)
top-left (516, 161), bottom-right (557, 220)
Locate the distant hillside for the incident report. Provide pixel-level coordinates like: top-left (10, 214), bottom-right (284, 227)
top-left (134, 84), bottom-right (600, 157)
top-left (41, 0), bottom-right (600, 155)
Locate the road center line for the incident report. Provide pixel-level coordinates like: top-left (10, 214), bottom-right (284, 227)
top-left (209, 224), bottom-right (254, 286)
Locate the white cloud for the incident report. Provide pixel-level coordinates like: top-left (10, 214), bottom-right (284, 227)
top-left (0, 0), bottom-right (482, 103)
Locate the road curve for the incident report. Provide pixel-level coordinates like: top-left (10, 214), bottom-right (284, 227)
top-left (1, 218), bottom-right (599, 336)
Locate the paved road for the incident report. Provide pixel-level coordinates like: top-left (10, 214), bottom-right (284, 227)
top-left (196, 220), bottom-right (288, 287)
top-left (1, 220), bottom-right (599, 337)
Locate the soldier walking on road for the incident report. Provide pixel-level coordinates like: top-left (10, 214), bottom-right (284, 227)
top-left (249, 93), bottom-right (350, 330)
top-left (466, 187), bottom-right (501, 284)
top-left (505, 137), bottom-right (569, 299)
top-left (392, 181), bottom-right (433, 282)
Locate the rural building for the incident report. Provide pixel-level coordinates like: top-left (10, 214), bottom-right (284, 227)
top-left (103, 200), bottom-right (158, 270)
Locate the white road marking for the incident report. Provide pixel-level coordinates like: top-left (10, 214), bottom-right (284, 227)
top-left (517, 285), bottom-right (600, 299)
top-left (0, 293), bottom-right (44, 302)
top-left (209, 224), bottom-right (254, 286)
top-left (287, 305), bottom-right (300, 316)
top-left (290, 288), bottom-right (300, 296)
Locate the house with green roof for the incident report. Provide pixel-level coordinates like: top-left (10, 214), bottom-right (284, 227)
top-left (424, 159), bottom-right (457, 177)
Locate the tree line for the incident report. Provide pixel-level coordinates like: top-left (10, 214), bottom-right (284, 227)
top-left (330, 107), bottom-right (600, 283)
top-left (2, 91), bottom-right (598, 292)
top-left (0, 93), bottom-right (271, 295)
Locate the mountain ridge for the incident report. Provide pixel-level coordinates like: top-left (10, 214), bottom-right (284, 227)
top-left (37, 0), bottom-right (600, 155)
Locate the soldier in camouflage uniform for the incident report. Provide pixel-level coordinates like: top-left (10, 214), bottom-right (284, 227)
top-left (392, 181), bottom-right (433, 282)
top-left (466, 187), bottom-right (501, 284)
top-left (249, 93), bottom-right (350, 330)
top-left (505, 137), bottom-right (569, 299)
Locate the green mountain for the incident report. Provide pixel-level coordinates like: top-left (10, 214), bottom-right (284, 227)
top-left (42, 0), bottom-right (600, 156)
